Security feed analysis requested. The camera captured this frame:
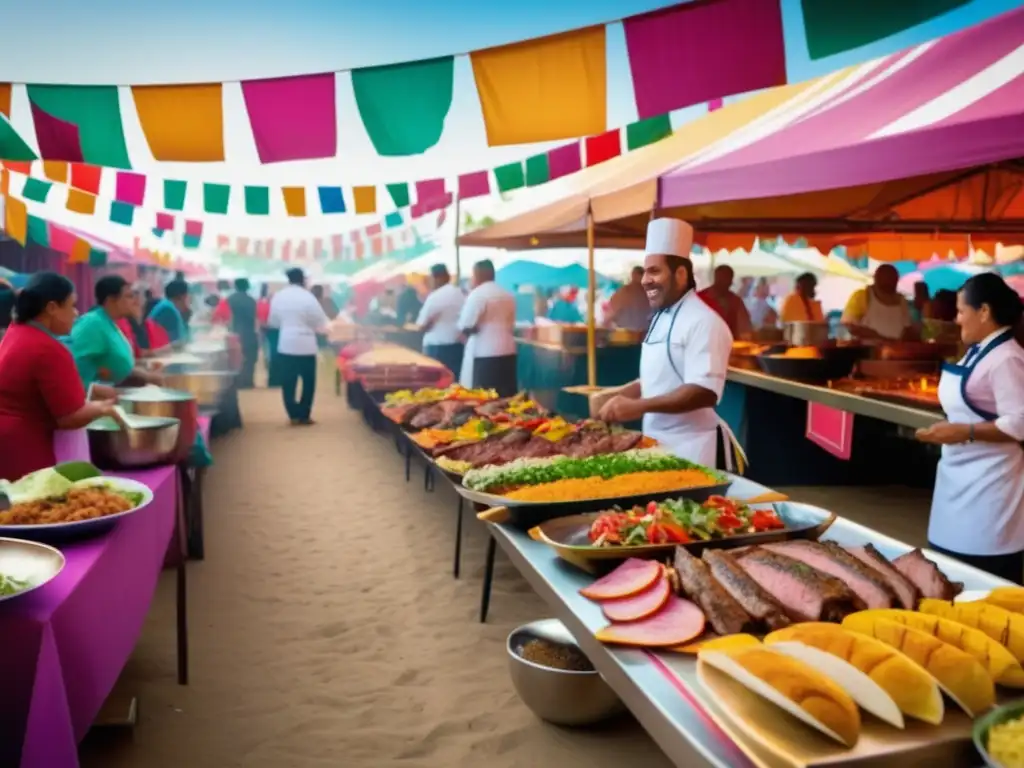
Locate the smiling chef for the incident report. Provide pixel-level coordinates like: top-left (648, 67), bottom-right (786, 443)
top-left (597, 217), bottom-right (744, 470)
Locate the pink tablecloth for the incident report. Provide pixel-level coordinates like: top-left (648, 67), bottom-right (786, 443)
top-left (0, 465), bottom-right (179, 768)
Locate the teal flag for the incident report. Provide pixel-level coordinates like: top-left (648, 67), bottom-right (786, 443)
top-left (626, 114), bottom-right (671, 151)
top-left (26, 85), bottom-right (132, 169)
top-left (203, 183), bottom-right (230, 214)
top-left (26, 215), bottom-right (49, 246)
top-left (351, 56), bottom-right (454, 156)
top-left (0, 117), bottom-right (38, 162)
top-left (493, 162), bottom-right (525, 193)
top-left (386, 182), bottom-right (410, 208)
top-left (525, 154), bottom-right (550, 187)
top-left (21, 177), bottom-right (52, 203)
top-left (244, 186), bottom-right (270, 215)
top-left (109, 200), bottom-right (135, 226)
top-left (88, 248), bottom-right (108, 267)
top-left (164, 179), bottom-right (187, 211)
top-left (801, 0), bottom-right (971, 60)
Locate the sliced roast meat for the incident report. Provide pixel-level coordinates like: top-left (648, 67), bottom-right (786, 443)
top-left (759, 540), bottom-right (892, 609)
top-left (608, 432), bottom-right (643, 453)
top-left (893, 548), bottom-right (964, 600)
top-left (734, 547), bottom-right (862, 623)
top-left (702, 549), bottom-right (790, 630)
top-left (673, 547), bottom-right (755, 636)
top-left (847, 542), bottom-right (921, 610)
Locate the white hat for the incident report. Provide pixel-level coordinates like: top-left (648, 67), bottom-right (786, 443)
top-left (645, 218), bottom-right (694, 258)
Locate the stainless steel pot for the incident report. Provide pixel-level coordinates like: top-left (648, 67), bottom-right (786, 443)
top-left (88, 415), bottom-right (181, 469)
top-left (783, 321), bottom-right (830, 347)
top-left (118, 386), bottom-right (198, 462)
top-left (162, 371), bottom-right (234, 408)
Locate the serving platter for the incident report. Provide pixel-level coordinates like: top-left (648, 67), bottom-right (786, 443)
top-left (0, 476), bottom-right (155, 542)
top-left (526, 502), bottom-right (834, 573)
top-left (0, 537), bottom-right (65, 602)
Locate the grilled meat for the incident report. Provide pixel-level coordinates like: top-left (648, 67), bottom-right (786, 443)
top-left (408, 400), bottom-right (477, 430)
top-left (893, 549), bottom-right (964, 600)
top-left (702, 549), bottom-right (790, 630)
top-left (760, 540), bottom-right (893, 609)
top-left (847, 543), bottom-right (921, 610)
top-left (673, 547), bottom-right (755, 635)
top-left (734, 547), bottom-right (862, 623)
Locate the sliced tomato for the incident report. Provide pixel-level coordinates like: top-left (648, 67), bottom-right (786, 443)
top-left (716, 512), bottom-right (744, 530)
top-left (659, 522), bottom-right (692, 543)
top-left (751, 510), bottom-right (785, 531)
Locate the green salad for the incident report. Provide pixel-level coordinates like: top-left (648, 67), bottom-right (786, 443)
top-left (463, 449), bottom-right (723, 493)
top-left (0, 573), bottom-right (30, 597)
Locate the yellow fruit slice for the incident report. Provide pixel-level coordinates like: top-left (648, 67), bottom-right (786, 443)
top-left (919, 598), bottom-right (1024, 664)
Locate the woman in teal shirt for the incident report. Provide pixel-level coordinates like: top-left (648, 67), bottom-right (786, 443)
top-left (70, 276), bottom-right (161, 389)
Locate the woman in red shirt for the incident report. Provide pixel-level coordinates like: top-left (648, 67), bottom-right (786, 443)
top-left (116, 283), bottom-right (171, 359)
top-left (0, 273), bottom-right (116, 481)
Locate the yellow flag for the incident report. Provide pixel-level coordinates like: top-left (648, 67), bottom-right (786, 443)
top-left (66, 188), bottom-right (97, 215)
top-left (4, 194), bottom-right (27, 244)
top-left (352, 186), bottom-right (376, 214)
top-left (132, 83), bottom-right (225, 161)
top-left (282, 187), bottom-right (306, 217)
top-left (470, 26), bottom-right (606, 146)
top-left (69, 237), bottom-right (91, 264)
top-left (43, 160), bottom-right (69, 183)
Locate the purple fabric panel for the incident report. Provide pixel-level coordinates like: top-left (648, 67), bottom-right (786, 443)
top-left (659, 112), bottom-right (1024, 208)
top-left (682, 10), bottom-right (1024, 177)
top-left (547, 142), bottom-right (582, 180)
top-left (0, 466), bottom-right (177, 767)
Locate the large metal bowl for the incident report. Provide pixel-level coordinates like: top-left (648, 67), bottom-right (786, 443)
top-left (87, 414), bottom-right (181, 468)
top-left (0, 537), bottom-right (65, 602)
top-left (118, 386), bottom-right (198, 462)
top-left (162, 371), bottom-right (235, 408)
top-left (506, 618), bottom-right (624, 726)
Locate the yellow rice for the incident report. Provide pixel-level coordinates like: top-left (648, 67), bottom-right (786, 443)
top-left (989, 715), bottom-right (1024, 768)
top-left (503, 469), bottom-right (717, 502)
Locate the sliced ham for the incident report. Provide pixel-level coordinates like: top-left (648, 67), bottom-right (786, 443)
top-left (601, 575), bottom-right (672, 623)
top-left (596, 596), bottom-right (706, 647)
top-left (580, 559), bottom-right (663, 601)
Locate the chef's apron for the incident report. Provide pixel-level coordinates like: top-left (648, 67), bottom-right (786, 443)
top-left (862, 289), bottom-right (910, 340)
top-left (640, 298), bottom-right (746, 472)
top-left (927, 329), bottom-right (1024, 556)
top-left (459, 334), bottom-right (476, 388)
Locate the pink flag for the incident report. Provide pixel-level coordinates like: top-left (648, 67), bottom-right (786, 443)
top-left (217, 235), bottom-right (229, 248)
top-left (365, 222), bottom-right (382, 238)
top-left (457, 170), bottom-right (490, 200)
top-left (241, 73), bottom-right (337, 163)
top-left (48, 224), bottom-right (78, 255)
top-left (115, 172), bottom-right (146, 206)
top-left (296, 240), bottom-right (307, 261)
top-left (708, 98), bottom-right (724, 112)
top-left (547, 142), bottom-right (582, 180)
top-left (185, 219), bottom-right (203, 238)
top-left (313, 237), bottom-right (322, 257)
top-left (331, 234), bottom-right (343, 257)
top-left (30, 101), bottom-right (84, 163)
top-left (155, 212), bottom-right (175, 231)
top-left (281, 241), bottom-right (291, 261)
top-left (623, 0), bottom-right (786, 119)
top-left (415, 178), bottom-right (446, 209)
top-left (237, 237), bottom-right (249, 255)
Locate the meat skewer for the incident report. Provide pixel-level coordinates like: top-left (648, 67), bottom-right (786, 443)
top-left (702, 549), bottom-right (791, 630)
top-left (673, 547), bottom-right (756, 636)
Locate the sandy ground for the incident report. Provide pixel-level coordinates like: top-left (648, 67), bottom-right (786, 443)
top-left (79, 373), bottom-right (931, 768)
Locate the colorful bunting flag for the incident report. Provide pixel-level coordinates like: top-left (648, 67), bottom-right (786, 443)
top-left (164, 179), bottom-right (187, 211)
top-left (115, 171), bottom-right (146, 205)
top-left (26, 214), bottom-right (49, 246)
top-left (547, 142), bottom-right (582, 180)
top-left (585, 129), bottom-right (621, 166)
top-left (242, 73), bottom-right (336, 163)
top-left (183, 233), bottom-right (201, 249)
top-left (21, 176), bottom-right (52, 203)
top-left (387, 182), bottom-right (410, 208)
top-left (88, 247), bottom-right (108, 267)
top-left (66, 188), bottom-right (97, 215)
top-left (384, 211), bottom-right (403, 228)
top-left (237, 237), bottom-right (250, 255)
top-left (351, 56), bottom-right (454, 156)
top-left (49, 224), bottom-right (77, 254)
top-left (4, 195), bottom-right (27, 244)
top-left (493, 162), bottom-right (525, 193)
top-left (132, 83), bottom-right (225, 161)
top-left (203, 183), bottom-right (231, 214)
top-left (525, 154), bottom-right (549, 187)
top-left (470, 26), bottom-right (606, 146)
top-left (353, 185), bottom-right (376, 214)
top-left (626, 114), bottom-right (672, 150)
top-left (185, 219), bottom-right (203, 238)
top-left (457, 170), bottom-right (490, 200)
top-left (70, 163), bottom-right (101, 195)
top-left (331, 234), bottom-right (343, 257)
top-left (0, 116), bottom-right (36, 163)
top-left (0, 84), bottom-right (9, 117)
top-left (414, 178), bottom-right (446, 207)
top-left (155, 212), bottom-right (175, 231)
top-left (801, 0), bottom-right (970, 60)
top-left (244, 186), bottom-right (270, 215)
top-left (109, 200), bottom-right (135, 226)
top-left (42, 160), bottom-right (68, 183)
top-left (318, 186), bottom-right (345, 214)
top-left (282, 187), bottom-right (306, 217)
top-left (217, 235), bottom-right (230, 249)
top-left (708, 98), bottom-right (724, 112)
top-left (624, 0), bottom-right (786, 119)
top-left (26, 85), bottom-right (132, 168)
top-left (69, 237), bottom-right (91, 264)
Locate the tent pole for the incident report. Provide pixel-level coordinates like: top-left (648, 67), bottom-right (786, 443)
top-left (586, 206), bottom-right (597, 387)
top-left (453, 196), bottom-right (462, 285)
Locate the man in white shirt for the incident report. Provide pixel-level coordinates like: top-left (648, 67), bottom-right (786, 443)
top-left (268, 268), bottom-right (330, 425)
top-left (416, 264), bottom-right (465, 377)
top-left (457, 259), bottom-right (518, 396)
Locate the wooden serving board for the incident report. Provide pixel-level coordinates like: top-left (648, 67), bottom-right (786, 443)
top-left (658, 654), bottom-right (983, 767)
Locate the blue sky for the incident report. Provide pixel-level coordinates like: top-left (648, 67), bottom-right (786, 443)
top-left (0, 0), bottom-right (1016, 241)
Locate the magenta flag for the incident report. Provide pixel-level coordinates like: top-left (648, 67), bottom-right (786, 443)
top-left (155, 212), bottom-right (175, 231)
top-left (48, 224), bottom-right (77, 255)
top-left (241, 73), bottom-right (337, 163)
top-left (115, 171), bottom-right (146, 206)
top-left (184, 219), bottom-right (203, 238)
top-left (624, 0), bottom-right (786, 119)
top-left (457, 170), bottom-right (490, 200)
top-left (30, 102), bottom-right (84, 163)
top-left (415, 178), bottom-right (450, 212)
top-left (547, 142), bottom-right (582, 180)
top-left (708, 98), bottom-right (724, 112)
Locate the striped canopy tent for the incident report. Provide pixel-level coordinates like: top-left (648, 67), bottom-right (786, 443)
top-left (461, 5), bottom-right (1024, 262)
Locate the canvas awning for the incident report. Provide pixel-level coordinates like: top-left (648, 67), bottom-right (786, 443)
top-left (462, 6), bottom-right (1024, 257)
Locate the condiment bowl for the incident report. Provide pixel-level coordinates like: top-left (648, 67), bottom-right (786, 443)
top-left (87, 414), bottom-right (181, 468)
top-left (506, 618), bottom-right (624, 726)
top-left (974, 699), bottom-right (1024, 768)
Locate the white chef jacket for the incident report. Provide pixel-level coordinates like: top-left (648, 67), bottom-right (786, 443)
top-left (268, 285), bottom-right (330, 356)
top-left (458, 281), bottom-right (517, 358)
top-left (641, 290), bottom-right (733, 466)
top-left (417, 283), bottom-right (465, 347)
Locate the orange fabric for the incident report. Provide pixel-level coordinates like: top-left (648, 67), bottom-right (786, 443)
top-left (0, 169), bottom-right (10, 197)
top-left (69, 237), bottom-right (91, 264)
top-left (282, 187), bottom-right (306, 217)
top-left (0, 83), bottom-right (10, 118)
top-left (470, 25), bottom-right (606, 146)
top-left (66, 188), bottom-right (97, 215)
top-left (353, 186), bottom-right (376, 214)
top-left (4, 195), bottom-right (27, 244)
top-left (132, 83), bottom-right (225, 161)
top-left (779, 293), bottom-right (824, 323)
top-left (42, 161), bottom-right (68, 183)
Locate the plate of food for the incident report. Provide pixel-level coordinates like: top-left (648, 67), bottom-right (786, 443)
top-left (525, 498), bottom-right (831, 573)
top-left (0, 463), bottom-right (154, 542)
top-left (0, 537), bottom-right (65, 602)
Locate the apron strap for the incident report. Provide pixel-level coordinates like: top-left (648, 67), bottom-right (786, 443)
top-left (716, 416), bottom-right (747, 475)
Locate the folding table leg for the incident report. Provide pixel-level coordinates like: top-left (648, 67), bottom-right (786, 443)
top-left (479, 534), bottom-right (497, 623)
top-left (453, 497), bottom-right (464, 578)
top-left (404, 441), bottom-right (412, 482)
top-left (176, 560), bottom-right (189, 685)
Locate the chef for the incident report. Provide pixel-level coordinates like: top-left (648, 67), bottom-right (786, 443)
top-left (597, 218), bottom-right (744, 470)
top-left (916, 273), bottom-right (1024, 583)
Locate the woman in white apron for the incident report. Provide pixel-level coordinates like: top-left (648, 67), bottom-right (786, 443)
top-left (0, 273), bottom-right (116, 481)
top-left (917, 273), bottom-right (1024, 583)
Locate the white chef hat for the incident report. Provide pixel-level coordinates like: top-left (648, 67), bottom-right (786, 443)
top-left (645, 217), bottom-right (694, 258)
